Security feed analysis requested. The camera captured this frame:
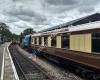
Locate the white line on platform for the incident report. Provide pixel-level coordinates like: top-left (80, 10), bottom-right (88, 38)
top-left (7, 44), bottom-right (19, 80)
top-left (1, 47), bottom-right (5, 80)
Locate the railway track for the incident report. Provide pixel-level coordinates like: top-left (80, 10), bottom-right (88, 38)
top-left (9, 45), bottom-right (52, 80)
top-left (9, 44), bottom-right (100, 80)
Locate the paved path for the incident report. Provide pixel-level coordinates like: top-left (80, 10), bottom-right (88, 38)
top-left (0, 43), bottom-right (6, 79)
top-left (0, 43), bottom-right (19, 80)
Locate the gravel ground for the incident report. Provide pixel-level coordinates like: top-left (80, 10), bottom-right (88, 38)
top-left (34, 57), bottom-right (83, 80)
top-left (17, 45), bottom-right (83, 80)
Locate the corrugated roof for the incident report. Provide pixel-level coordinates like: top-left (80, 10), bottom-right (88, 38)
top-left (39, 13), bottom-right (100, 32)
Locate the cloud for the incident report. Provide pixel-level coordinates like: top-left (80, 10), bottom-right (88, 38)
top-left (44, 0), bottom-right (100, 13)
top-left (5, 0), bottom-right (47, 25)
top-left (0, 0), bottom-right (100, 34)
top-left (78, 0), bottom-right (100, 13)
top-left (45, 0), bottom-right (79, 5)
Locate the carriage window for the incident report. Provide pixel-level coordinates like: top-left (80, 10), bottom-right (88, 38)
top-left (61, 35), bottom-right (69, 49)
top-left (44, 36), bottom-right (48, 46)
top-left (39, 37), bottom-right (42, 45)
top-left (34, 37), bottom-right (37, 44)
top-left (92, 32), bottom-right (100, 53)
top-left (51, 36), bottom-right (56, 47)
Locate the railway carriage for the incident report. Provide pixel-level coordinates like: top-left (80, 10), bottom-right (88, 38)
top-left (30, 13), bottom-right (100, 73)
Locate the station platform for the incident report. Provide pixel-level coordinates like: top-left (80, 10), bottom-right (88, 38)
top-left (0, 43), bottom-right (19, 80)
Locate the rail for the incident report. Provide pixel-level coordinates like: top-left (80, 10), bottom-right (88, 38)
top-left (9, 44), bottom-right (53, 80)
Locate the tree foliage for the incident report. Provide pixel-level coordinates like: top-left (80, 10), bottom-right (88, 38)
top-left (20, 28), bottom-right (36, 42)
top-left (23, 28), bottom-right (36, 35)
top-left (0, 22), bottom-right (18, 42)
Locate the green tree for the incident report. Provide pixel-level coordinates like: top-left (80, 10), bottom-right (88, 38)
top-left (0, 22), bottom-right (9, 30)
top-left (20, 28), bottom-right (36, 42)
top-left (0, 22), bottom-right (12, 41)
top-left (11, 33), bottom-right (19, 40)
top-left (23, 28), bottom-right (36, 35)
top-left (0, 22), bottom-right (19, 42)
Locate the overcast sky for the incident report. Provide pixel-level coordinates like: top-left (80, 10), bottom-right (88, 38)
top-left (0, 0), bottom-right (100, 34)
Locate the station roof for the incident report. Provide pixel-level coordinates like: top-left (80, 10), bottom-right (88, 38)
top-left (39, 13), bottom-right (100, 32)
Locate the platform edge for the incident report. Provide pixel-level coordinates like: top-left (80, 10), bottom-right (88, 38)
top-left (7, 43), bottom-right (19, 80)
